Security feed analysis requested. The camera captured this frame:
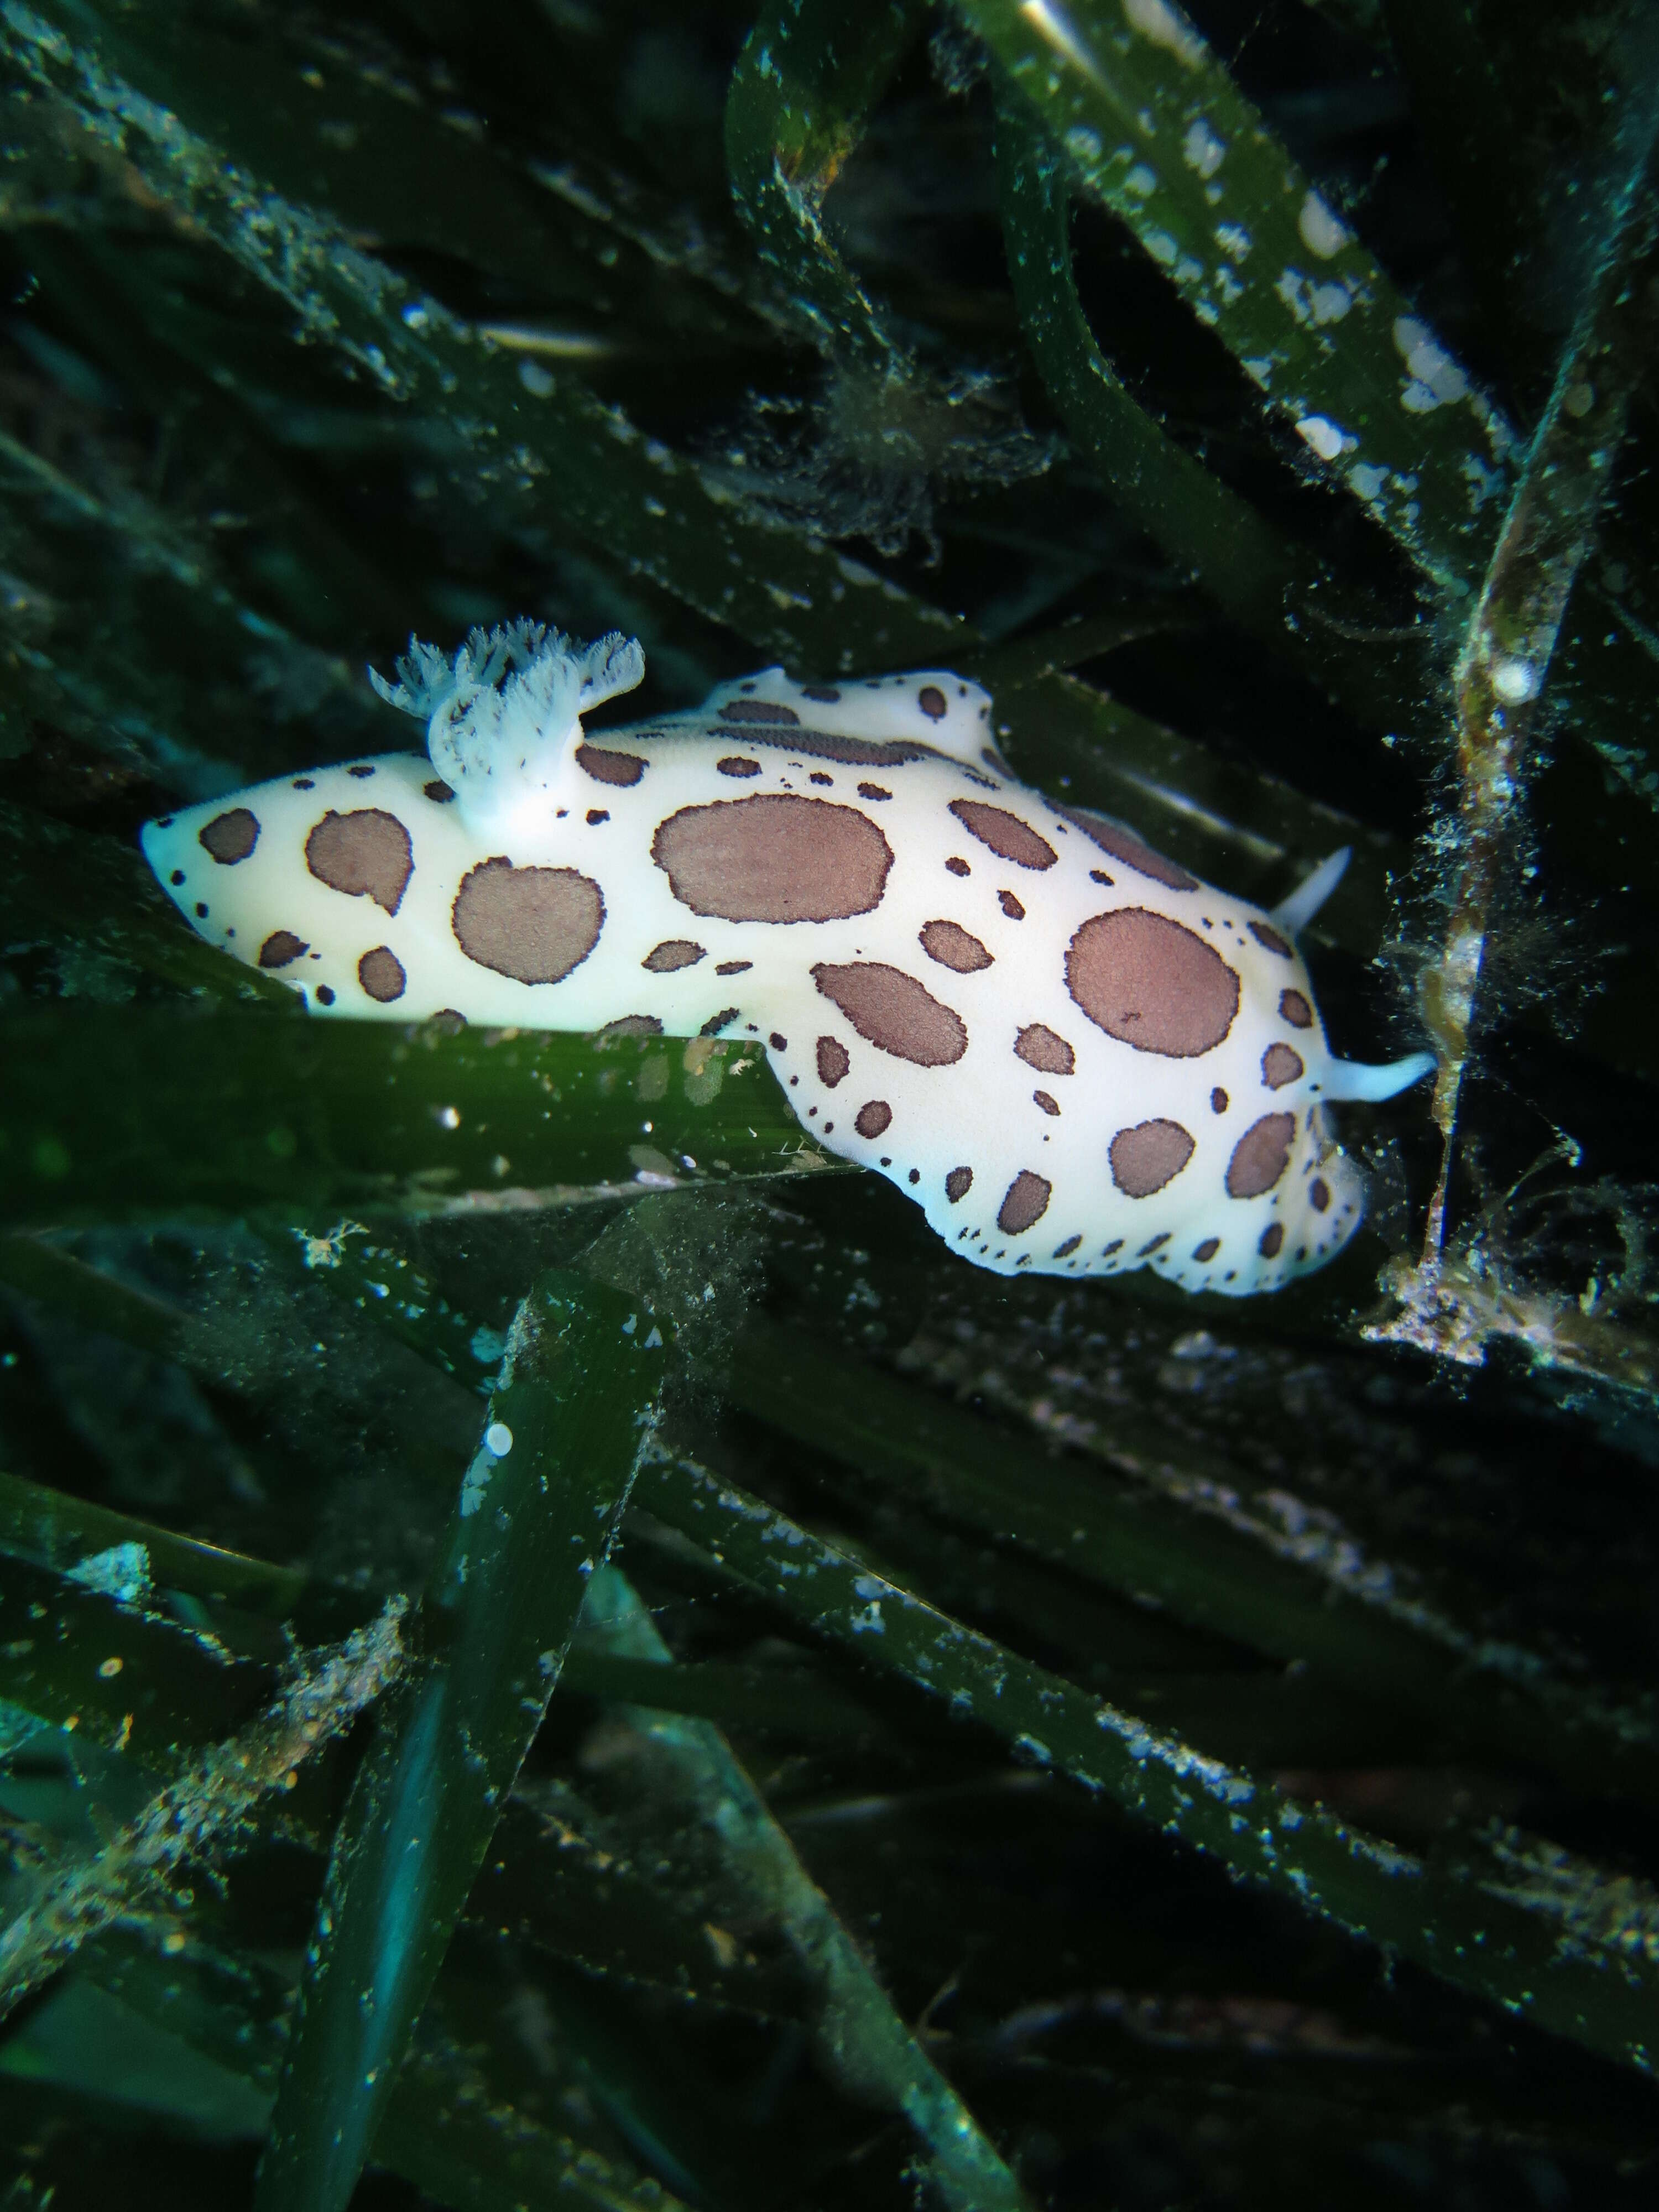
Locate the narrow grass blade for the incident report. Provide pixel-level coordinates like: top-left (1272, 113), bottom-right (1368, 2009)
top-left (0, 1010), bottom-right (834, 1228)
top-left (254, 1272), bottom-right (670, 2212)
top-left (640, 1454), bottom-right (1659, 2080)
top-left (572, 1566), bottom-right (1032, 2212)
top-left (724, 1318), bottom-right (1659, 1816)
top-left (961, 0), bottom-right (1513, 587)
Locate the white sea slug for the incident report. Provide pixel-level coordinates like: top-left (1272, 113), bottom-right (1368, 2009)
top-left (141, 622), bottom-right (1432, 1294)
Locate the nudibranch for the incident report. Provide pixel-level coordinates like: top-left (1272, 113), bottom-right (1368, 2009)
top-left (142, 622), bottom-right (1432, 1294)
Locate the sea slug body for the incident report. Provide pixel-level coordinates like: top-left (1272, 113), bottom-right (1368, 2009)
top-left (142, 622), bottom-right (1432, 1294)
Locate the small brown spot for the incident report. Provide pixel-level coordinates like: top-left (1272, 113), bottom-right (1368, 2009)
top-left (195, 901), bottom-right (208, 919)
top-left (1033, 1090), bottom-right (1060, 1116)
top-left (1058, 805), bottom-right (1198, 890)
top-left (292, 779), bottom-right (314, 792)
top-left (1211, 1087), bottom-right (1228, 1113)
top-left (586, 808), bottom-right (609, 826)
top-left (576, 743), bottom-right (646, 787)
top-left (258, 930), bottom-right (308, 968)
top-left (769, 1031), bottom-right (788, 1053)
top-left (918, 685), bottom-right (948, 721)
top-left (949, 799), bottom-right (1056, 872)
top-left (424, 779), bottom-right (456, 802)
top-left (1279, 988), bottom-right (1313, 1029)
top-left (946, 1166), bottom-right (973, 1203)
top-left (999, 891), bottom-right (1025, 920)
top-left (1310, 1177), bottom-right (1331, 1213)
top-left (306, 808), bottom-right (414, 916)
top-left (1262, 1042), bottom-right (1305, 1089)
top-left (596, 1015), bottom-right (662, 1040)
top-left (717, 757), bottom-right (761, 778)
top-left (812, 962), bottom-right (967, 1066)
top-left (810, 771), bottom-right (833, 786)
top-left (1250, 920), bottom-right (1292, 957)
top-left (1193, 1237), bottom-right (1220, 1261)
top-left (316, 984), bottom-right (335, 1005)
top-left (1138, 1233), bottom-right (1170, 1256)
top-left (945, 855), bottom-right (970, 877)
top-left (1109, 1119), bottom-right (1196, 1198)
top-left (429, 1010), bottom-right (466, 1034)
top-left (919, 919), bottom-right (993, 973)
top-left (358, 945), bottom-right (406, 1003)
top-left (718, 698), bottom-right (800, 726)
top-left (1067, 908), bottom-right (1239, 1057)
top-left (1226, 1113), bottom-right (1296, 1198)
top-left (643, 940), bottom-right (706, 972)
top-left (997, 1171), bottom-right (1051, 1234)
top-left (169, 869), bottom-right (185, 885)
top-left (701, 1008), bottom-right (740, 1036)
top-left (347, 764), bottom-right (375, 778)
top-left (857, 782), bottom-right (891, 801)
top-left (817, 1037), bottom-right (850, 1087)
top-left (855, 1100), bottom-right (893, 1139)
top-left (653, 795), bottom-right (891, 922)
top-left (1014, 1024), bottom-right (1074, 1076)
top-left (199, 807), bottom-right (259, 865)
top-left (715, 959), bottom-right (753, 975)
top-left (452, 858), bottom-right (603, 984)
top-left (908, 1167), bottom-right (920, 1185)
top-left (1102, 1238), bottom-right (1123, 1255)
top-left (1052, 1234), bottom-right (1082, 1258)
top-left (1259, 1222), bottom-right (1285, 1258)
top-left (802, 685), bottom-right (841, 704)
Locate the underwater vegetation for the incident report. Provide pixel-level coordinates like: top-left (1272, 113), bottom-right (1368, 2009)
top-left (3, 0), bottom-right (1659, 2205)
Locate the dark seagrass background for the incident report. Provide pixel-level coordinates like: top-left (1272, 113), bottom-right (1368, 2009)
top-left (3, 3), bottom-right (1659, 2206)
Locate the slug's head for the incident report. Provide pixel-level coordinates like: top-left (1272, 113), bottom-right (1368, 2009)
top-left (369, 620), bottom-right (645, 836)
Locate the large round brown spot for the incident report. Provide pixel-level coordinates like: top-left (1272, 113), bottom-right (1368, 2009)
top-left (854, 1100), bottom-right (892, 1139)
top-left (1250, 920), bottom-right (1292, 957)
top-left (653, 796), bottom-right (891, 922)
top-left (452, 858), bottom-right (603, 985)
top-left (1226, 1113), bottom-right (1296, 1198)
top-left (1279, 988), bottom-right (1313, 1029)
top-left (919, 919), bottom-right (992, 973)
top-left (258, 930), bottom-right (307, 969)
top-left (1014, 1023), bottom-right (1074, 1076)
top-left (643, 939), bottom-right (706, 972)
top-left (200, 807), bottom-right (259, 865)
top-left (1109, 1118), bottom-right (1196, 1198)
top-left (946, 1166), bottom-right (973, 1203)
top-left (575, 743), bottom-right (646, 787)
top-left (997, 1171), bottom-right (1051, 1234)
top-left (918, 685), bottom-right (947, 721)
top-left (817, 1036), bottom-right (849, 1087)
top-left (306, 808), bottom-right (414, 917)
top-left (811, 962), bottom-right (966, 1067)
top-left (1066, 909), bottom-right (1239, 1058)
top-left (1057, 806), bottom-right (1198, 891)
top-left (358, 945), bottom-right (406, 1003)
top-left (949, 800), bottom-right (1056, 872)
top-left (1262, 1043), bottom-right (1305, 1090)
